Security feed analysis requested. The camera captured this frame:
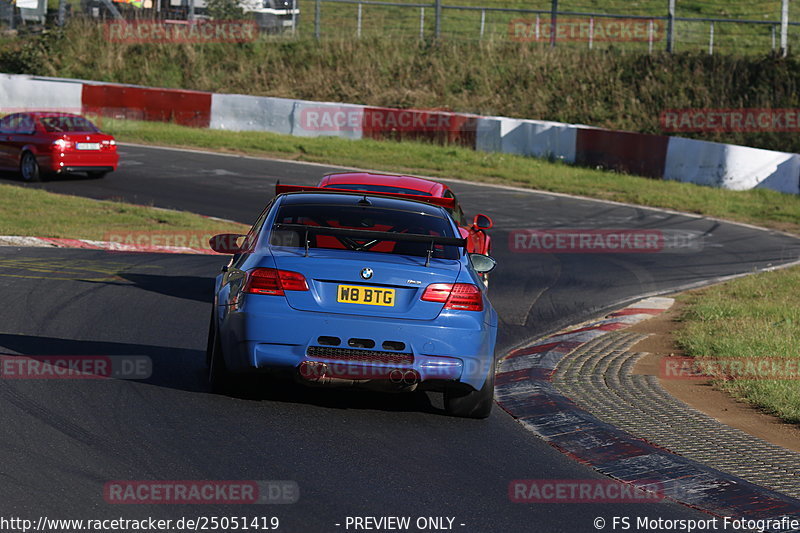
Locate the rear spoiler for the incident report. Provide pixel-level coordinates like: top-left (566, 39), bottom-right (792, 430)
top-left (275, 183), bottom-right (456, 210)
top-left (273, 223), bottom-right (466, 266)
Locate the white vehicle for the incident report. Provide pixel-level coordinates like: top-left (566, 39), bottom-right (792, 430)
top-left (168, 0), bottom-right (299, 31)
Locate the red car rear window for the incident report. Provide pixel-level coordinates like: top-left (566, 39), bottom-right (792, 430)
top-left (40, 116), bottom-right (100, 133)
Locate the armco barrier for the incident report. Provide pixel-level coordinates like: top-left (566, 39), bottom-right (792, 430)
top-left (476, 116), bottom-right (577, 163)
top-left (291, 101), bottom-right (365, 140)
top-left (2, 72), bottom-right (798, 195)
top-left (362, 107), bottom-right (477, 147)
top-left (0, 74), bottom-right (83, 112)
top-left (82, 83), bottom-right (211, 128)
top-left (210, 94), bottom-right (295, 135)
top-left (664, 137), bottom-right (800, 194)
top-left (575, 127), bottom-right (669, 179)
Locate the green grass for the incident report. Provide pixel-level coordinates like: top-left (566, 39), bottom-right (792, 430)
top-left (304, 0), bottom-right (791, 54)
top-left (105, 118), bottom-right (800, 234)
top-left (676, 267), bottom-right (800, 424)
top-left (5, 21), bottom-right (800, 153)
top-left (0, 183), bottom-right (249, 243)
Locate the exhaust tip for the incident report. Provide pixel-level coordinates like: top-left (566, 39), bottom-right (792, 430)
top-left (299, 361), bottom-right (328, 381)
top-left (402, 370), bottom-right (419, 385)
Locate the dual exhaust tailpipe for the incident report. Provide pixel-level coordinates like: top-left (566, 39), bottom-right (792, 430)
top-left (388, 369), bottom-right (420, 386)
top-left (298, 361), bottom-right (419, 388)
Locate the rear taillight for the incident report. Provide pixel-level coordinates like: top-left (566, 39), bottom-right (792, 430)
top-left (244, 268), bottom-right (308, 296)
top-left (51, 139), bottom-right (72, 151)
top-left (421, 283), bottom-right (483, 311)
top-left (102, 139), bottom-right (116, 150)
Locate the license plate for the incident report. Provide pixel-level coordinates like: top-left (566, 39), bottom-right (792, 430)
top-left (337, 285), bottom-right (395, 306)
top-left (76, 142), bottom-right (101, 150)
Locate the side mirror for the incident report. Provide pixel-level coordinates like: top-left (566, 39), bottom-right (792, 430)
top-left (473, 214), bottom-right (493, 230)
top-left (209, 233), bottom-right (247, 254)
top-left (469, 253), bottom-right (497, 274)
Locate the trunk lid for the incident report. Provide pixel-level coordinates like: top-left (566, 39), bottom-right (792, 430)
top-left (266, 247), bottom-right (461, 320)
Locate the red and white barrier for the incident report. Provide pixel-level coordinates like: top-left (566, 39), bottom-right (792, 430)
top-left (664, 136), bottom-right (800, 194)
top-left (477, 116), bottom-right (577, 163)
top-left (290, 100), bottom-right (365, 139)
top-left (0, 74), bottom-right (83, 112)
top-left (1, 73), bottom-right (797, 195)
top-left (210, 93), bottom-right (295, 135)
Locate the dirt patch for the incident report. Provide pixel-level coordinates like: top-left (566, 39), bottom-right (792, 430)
top-left (628, 300), bottom-right (800, 454)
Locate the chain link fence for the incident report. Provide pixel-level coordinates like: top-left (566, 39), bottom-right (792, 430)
top-left (0, 0), bottom-right (797, 55)
top-left (302, 0), bottom-right (797, 54)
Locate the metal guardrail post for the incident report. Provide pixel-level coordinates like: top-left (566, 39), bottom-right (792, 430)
top-left (57, 0), bottom-right (66, 26)
top-left (357, 2), bottom-right (362, 38)
top-left (708, 21), bottom-right (714, 55)
top-left (420, 6), bottom-right (424, 40)
top-left (780, 0), bottom-right (789, 56)
top-left (550, 0), bottom-right (558, 47)
top-left (666, 0), bottom-right (675, 52)
top-left (315, 0), bottom-right (321, 40)
top-left (434, 0), bottom-right (441, 39)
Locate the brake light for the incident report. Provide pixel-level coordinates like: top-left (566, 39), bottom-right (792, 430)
top-left (101, 139), bottom-right (117, 150)
top-left (51, 139), bottom-right (72, 151)
top-left (421, 283), bottom-right (483, 311)
top-left (244, 268), bottom-right (308, 296)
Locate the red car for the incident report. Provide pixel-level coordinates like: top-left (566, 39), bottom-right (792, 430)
top-left (318, 172), bottom-right (493, 258)
top-left (0, 112), bottom-right (119, 182)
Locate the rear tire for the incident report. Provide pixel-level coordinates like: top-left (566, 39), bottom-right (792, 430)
top-left (19, 152), bottom-right (41, 182)
top-left (444, 361), bottom-right (495, 419)
top-left (206, 312), bottom-right (230, 394)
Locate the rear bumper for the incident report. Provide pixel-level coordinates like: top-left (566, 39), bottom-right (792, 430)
top-left (218, 296), bottom-right (497, 390)
top-left (42, 152), bottom-right (119, 173)
top-left (58, 166), bottom-right (115, 174)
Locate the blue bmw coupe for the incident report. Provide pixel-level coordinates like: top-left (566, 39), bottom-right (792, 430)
top-left (206, 187), bottom-right (498, 418)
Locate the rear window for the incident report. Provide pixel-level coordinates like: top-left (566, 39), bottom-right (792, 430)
top-left (269, 203), bottom-right (459, 259)
top-left (40, 116), bottom-right (99, 133)
top-left (323, 184), bottom-right (432, 196)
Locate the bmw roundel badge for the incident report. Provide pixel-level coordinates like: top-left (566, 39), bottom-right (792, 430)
top-left (360, 268), bottom-right (374, 280)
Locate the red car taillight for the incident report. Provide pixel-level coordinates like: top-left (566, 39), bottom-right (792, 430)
top-left (244, 268), bottom-right (309, 296)
top-left (101, 139), bottom-right (117, 150)
top-left (51, 139), bottom-right (72, 151)
top-left (421, 283), bottom-right (483, 311)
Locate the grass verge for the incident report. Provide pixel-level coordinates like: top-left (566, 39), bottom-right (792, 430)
top-left (0, 183), bottom-right (249, 243)
top-left (106, 118), bottom-right (800, 234)
top-left (676, 267), bottom-right (800, 424)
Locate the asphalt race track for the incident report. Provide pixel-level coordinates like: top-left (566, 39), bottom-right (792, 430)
top-left (1, 144), bottom-right (799, 532)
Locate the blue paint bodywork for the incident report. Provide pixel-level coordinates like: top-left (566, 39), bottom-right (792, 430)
top-left (212, 192), bottom-right (498, 392)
